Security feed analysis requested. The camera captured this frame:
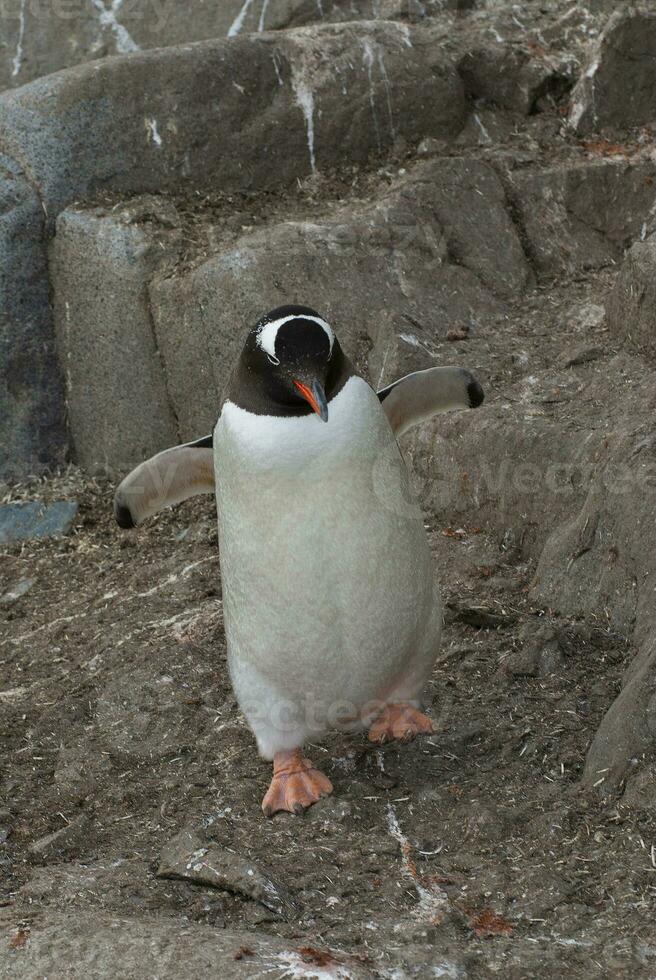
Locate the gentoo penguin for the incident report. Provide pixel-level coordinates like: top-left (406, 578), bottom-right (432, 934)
top-left (115, 305), bottom-right (484, 816)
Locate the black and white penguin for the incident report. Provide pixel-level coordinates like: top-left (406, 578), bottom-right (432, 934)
top-left (115, 305), bottom-right (484, 816)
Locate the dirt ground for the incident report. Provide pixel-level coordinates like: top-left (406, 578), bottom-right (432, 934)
top-left (2, 268), bottom-right (656, 977)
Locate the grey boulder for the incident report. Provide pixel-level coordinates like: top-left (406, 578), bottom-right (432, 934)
top-left (569, 8), bottom-right (656, 133)
top-left (0, 157), bottom-right (67, 481)
top-left (0, 0), bottom-right (428, 91)
top-left (51, 198), bottom-right (182, 474)
top-left (0, 22), bottom-right (466, 218)
top-left (506, 159), bottom-right (656, 278)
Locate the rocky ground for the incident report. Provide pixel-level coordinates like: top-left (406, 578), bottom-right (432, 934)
top-left (3, 1), bottom-right (656, 977)
top-left (0, 468), bottom-right (649, 978)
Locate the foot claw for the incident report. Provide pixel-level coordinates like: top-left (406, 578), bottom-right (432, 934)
top-left (368, 703), bottom-right (433, 745)
top-left (262, 751), bottom-right (333, 817)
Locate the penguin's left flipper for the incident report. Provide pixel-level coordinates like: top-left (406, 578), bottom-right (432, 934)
top-left (113, 435), bottom-right (215, 529)
top-left (378, 366), bottom-right (484, 438)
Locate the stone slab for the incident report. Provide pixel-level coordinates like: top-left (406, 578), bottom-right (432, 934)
top-left (52, 197), bottom-right (181, 472)
top-left (0, 155), bottom-right (66, 480)
top-left (0, 501), bottom-right (78, 543)
top-left (157, 828), bottom-right (293, 916)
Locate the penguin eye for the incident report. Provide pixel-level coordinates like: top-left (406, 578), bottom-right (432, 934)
top-left (267, 354), bottom-right (280, 366)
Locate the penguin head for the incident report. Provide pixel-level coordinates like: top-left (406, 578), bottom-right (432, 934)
top-left (240, 305), bottom-right (339, 422)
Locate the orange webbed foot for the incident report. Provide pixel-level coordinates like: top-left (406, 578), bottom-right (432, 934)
top-left (262, 749), bottom-right (333, 817)
top-left (368, 702), bottom-right (434, 745)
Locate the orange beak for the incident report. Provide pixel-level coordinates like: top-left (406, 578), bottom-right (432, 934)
top-left (293, 379), bottom-right (329, 422)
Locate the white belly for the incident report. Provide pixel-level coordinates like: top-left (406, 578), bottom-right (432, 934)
top-left (214, 376), bottom-right (441, 758)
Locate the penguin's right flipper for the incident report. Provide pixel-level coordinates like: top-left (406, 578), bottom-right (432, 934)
top-left (113, 435), bottom-right (215, 529)
top-left (378, 367), bottom-right (484, 438)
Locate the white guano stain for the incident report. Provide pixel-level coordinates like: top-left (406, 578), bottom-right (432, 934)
top-left (386, 803), bottom-right (448, 920)
top-left (376, 340), bottom-right (392, 390)
top-left (227, 0), bottom-right (255, 37)
top-left (399, 332), bottom-right (421, 349)
top-left (361, 39), bottom-right (381, 150)
top-left (258, 0), bottom-right (270, 31)
top-left (474, 113), bottom-right (492, 144)
top-left (581, 54), bottom-right (600, 129)
top-left (585, 56), bottom-right (601, 79)
top-left (64, 301), bottom-right (73, 398)
top-left (146, 118), bottom-right (163, 147)
top-left (377, 49), bottom-right (395, 139)
top-left (567, 46), bottom-right (602, 131)
top-left (396, 22), bottom-right (413, 47)
top-left (90, 0), bottom-right (140, 54)
top-left (568, 97), bottom-right (586, 130)
top-left (273, 951), bottom-right (350, 979)
top-left (11, 0), bottom-right (26, 79)
top-left (271, 52), bottom-right (283, 85)
top-left (291, 70), bottom-right (317, 173)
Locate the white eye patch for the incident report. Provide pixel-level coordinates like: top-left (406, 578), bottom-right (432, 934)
top-left (256, 314), bottom-right (335, 360)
